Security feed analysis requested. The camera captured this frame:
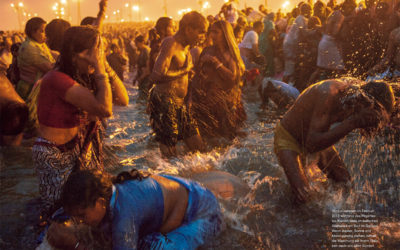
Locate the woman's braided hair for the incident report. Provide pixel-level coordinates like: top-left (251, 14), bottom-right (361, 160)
top-left (61, 169), bottom-right (149, 211)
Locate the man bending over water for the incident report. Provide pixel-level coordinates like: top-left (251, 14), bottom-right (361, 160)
top-left (149, 11), bottom-right (207, 157)
top-left (274, 78), bottom-right (395, 203)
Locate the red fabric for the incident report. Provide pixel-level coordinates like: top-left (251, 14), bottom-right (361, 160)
top-left (245, 68), bottom-right (260, 82)
top-left (37, 70), bottom-right (80, 128)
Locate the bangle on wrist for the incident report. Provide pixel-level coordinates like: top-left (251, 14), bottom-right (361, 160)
top-left (74, 241), bottom-right (80, 249)
top-left (95, 73), bottom-right (107, 81)
top-left (216, 62), bottom-right (223, 69)
top-left (105, 62), bottom-right (112, 74)
top-left (108, 70), bottom-right (117, 80)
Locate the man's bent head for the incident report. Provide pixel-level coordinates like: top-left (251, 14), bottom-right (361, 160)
top-left (361, 81), bottom-right (395, 115)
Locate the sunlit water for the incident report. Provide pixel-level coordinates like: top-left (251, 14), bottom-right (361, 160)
top-left (1, 75), bottom-right (399, 249)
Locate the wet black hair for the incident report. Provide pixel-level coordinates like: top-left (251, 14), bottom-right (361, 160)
top-left (179, 11), bottom-right (207, 32)
top-left (253, 21), bottom-right (263, 30)
top-left (314, 0), bottom-right (326, 10)
top-left (361, 81), bottom-right (395, 114)
top-left (207, 15), bottom-right (215, 25)
top-left (80, 16), bottom-right (97, 26)
top-left (135, 35), bottom-right (145, 44)
top-left (291, 7), bottom-right (300, 18)
top-left (57, 26), bottom-right (99, 79)
top-left (45, 19), bottom-right (71, 52)
top-left (25, 17), bottom-right (46, 40)
top-left (148, 28), bottom-right (158, 42)
top-left (61, 169), bottom-right (149, 211)
top-left (300, 3), bottom-right (312, 16)
top-left (155, 17), bottom-right (173, 36)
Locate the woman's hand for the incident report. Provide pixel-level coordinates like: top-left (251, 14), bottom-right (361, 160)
top-left (78, 36), bottom-right (106, 74)
top-left (99, 0), bottom-right (107, 12)
top-left (202, 54), bottom-right (221, 67)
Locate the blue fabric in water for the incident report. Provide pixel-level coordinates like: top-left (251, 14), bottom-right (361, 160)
top-left (111, 176), bottom-right (164, 249)
top-left (268, 79), bottom-right (300, 100)
top-left (111, 175), bottom-right (223, 250)
top-left (36, 208), bottom-right (70, 245)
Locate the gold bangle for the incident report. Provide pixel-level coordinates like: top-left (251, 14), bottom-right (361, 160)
top-left (95, 74), bottom-right (107, 81)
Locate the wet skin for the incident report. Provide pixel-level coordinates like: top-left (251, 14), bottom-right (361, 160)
top-left (277, 79), bottom-right (386, 203)
top-left (47, 175), bottom-right (189, 249)
top-left (151, 22), bottom-right (208, 157)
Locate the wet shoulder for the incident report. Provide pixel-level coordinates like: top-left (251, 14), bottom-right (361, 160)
top-left (156, 174), bottom-right (201, 194)
top-left (311, 79), bottom-right (349, 97)
top-left (114, 177), bottom-right (162, 202)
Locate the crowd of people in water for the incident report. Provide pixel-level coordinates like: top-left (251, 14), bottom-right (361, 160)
top-left (0, 0), bottom-right (399, 249)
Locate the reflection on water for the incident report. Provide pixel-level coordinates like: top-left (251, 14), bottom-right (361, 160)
top-left (0, 77), bottom-right (399, 249)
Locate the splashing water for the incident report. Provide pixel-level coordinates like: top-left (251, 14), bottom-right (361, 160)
top-left (338, 77), bottom-right (392, 137)
top-left (1, 73), bottom-right (399, 249)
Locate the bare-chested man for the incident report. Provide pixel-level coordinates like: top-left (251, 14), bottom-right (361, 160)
top-left (149, 11), bottom-right (207, 157)
top-left (274, 78), bottom-right (395, 203)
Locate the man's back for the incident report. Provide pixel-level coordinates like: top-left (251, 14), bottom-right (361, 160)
top-left (280, 80), bottom-right (352, 147)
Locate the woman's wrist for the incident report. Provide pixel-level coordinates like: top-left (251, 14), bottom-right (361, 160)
top-left (94, 73), bottom-right (108, 82)
top-left (104, 60), bottom-right (114, 73)
top-left (94, 62), bottom-right (106, 75)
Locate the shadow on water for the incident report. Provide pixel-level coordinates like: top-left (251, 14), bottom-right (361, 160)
top-left (1, 77), bottom-right (399, 249)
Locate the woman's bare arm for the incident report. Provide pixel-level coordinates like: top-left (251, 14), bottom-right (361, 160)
top-left (65, 38), bottom-right (112, 117)
top-left (105, 61), bottom-right (129, 106)
top-left (93, 0), bottom-right (107, 31)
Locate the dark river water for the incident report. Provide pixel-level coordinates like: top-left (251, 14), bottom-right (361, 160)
top-left (1, 75), bottom-right (399, 249)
